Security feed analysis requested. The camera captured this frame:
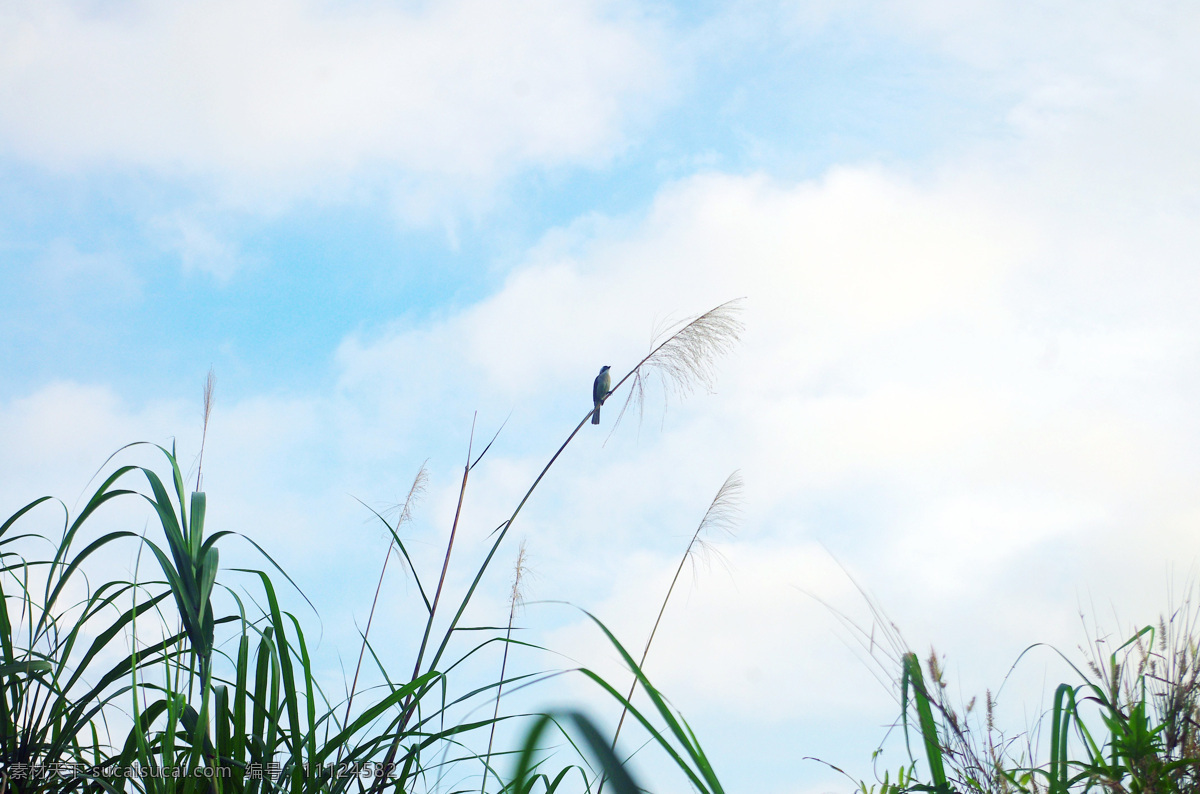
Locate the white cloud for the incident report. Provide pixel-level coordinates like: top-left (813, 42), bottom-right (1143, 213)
top-left (324, 155), bottom-right (1200, 765)
top-left (152, 212), bottom-right (243, 281)
top-left (9, 147), bottom-right (1200, 784)
top-left (5, 3), bottom-right (1200, 783)
top-left (545, 540), bottom-right (878, 719)
top-left (871, 1), bottom-right (1194, 80)
top-left (6, 154), bottom-right (1200, 789)
top-left (0, 382), bottom-right (183, 494)
top-left (32, 239), bottom-right (142, 305)
top-left (0, 0), bottom-right (668, 210)
top-left (857, 2), bottom-right (1200, 206)
top-left (333, 166), bottom-right (1021, 410)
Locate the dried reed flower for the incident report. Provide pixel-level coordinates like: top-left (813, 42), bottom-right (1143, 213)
top-left (196, 367), bottom-right (216, 491)
top-left (388, 464), bottom-right (430, 531)
top-left (611, 299), bottom-right (744, 431)
top-left (687, 470), bottom-right (742, 578)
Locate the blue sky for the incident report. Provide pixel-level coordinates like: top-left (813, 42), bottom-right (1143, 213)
top-left (0, 2), bottom-right (1000, 402)
top-left (3, 2), bottom-right (1200, 793)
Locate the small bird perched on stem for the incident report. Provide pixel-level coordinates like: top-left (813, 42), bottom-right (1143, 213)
top-left (592, 365), bottom-right (611, 425)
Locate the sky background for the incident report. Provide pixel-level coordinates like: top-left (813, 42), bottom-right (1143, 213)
top-left (3, 1), bottom-right (1200, 792)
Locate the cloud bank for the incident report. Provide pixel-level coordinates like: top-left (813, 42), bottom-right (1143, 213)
top-left (0, 0), bottom-right (667, 209)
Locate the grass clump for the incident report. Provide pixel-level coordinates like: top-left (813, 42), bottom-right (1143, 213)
top-left (847, 589), bottom-right (1200, 794)
top-left (0, 300), bottom-right (742, 793)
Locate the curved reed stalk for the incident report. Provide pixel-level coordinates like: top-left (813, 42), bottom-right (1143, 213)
top-left (342, 464), bottom-right (428, 737)
top-left (610, 471), bottom-right (741, 753)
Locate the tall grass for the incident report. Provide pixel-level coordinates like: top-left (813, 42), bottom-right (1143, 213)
top-left (847, 587), bottom-right (1200, 794)
top-left (0, 300), bottom-right (742, 793)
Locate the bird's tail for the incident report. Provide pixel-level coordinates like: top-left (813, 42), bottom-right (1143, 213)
top-left (592, 407), bottom-right (600, 425)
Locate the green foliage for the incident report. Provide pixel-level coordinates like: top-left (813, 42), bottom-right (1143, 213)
top-left (865, 607), bottom-right (1200, 794)
top-left (0, 435), bottom-right (725, 793)
top-left (0, 300), bottom-right (745, 792)
top-left (857, 764), bottom-right (918, 794)
top-left (900, 653), bottom-right (949, 794)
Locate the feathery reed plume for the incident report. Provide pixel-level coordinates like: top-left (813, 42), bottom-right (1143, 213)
top-left (196, 367), bottom-right (215, 492)
top-left (610, 299), bottom-right (744, 431)
top-left (609, 472), bottom-right (742, 757)
top-left (481, 539), bottom-right (529, 793)
top-left (344, 463), bottom-right (428, 731)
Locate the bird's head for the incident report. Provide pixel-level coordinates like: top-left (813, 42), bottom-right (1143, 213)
top-left (600, 365), bottom-right (610, 373)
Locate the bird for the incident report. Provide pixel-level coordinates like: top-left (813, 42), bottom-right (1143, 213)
top-left (592, 365), bottom-right (611, 425)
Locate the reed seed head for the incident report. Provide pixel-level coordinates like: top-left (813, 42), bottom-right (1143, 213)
top-left (613, 298), bottom-right (744, 429)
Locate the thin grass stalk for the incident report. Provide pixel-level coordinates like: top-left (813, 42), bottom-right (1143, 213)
top-left (599, 473), bottom-right (739, 794)
top-left (342, 465), bottom-right (428, 736)
top-left (413, 421), bottom-right (477, 684)
top-left (481, 540), bottom-right (527, 793)
top-left (368, 422), bottom-right (481, 788)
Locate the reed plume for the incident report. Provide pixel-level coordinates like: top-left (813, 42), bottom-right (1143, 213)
top-left (609, 299), bottom-right (745, 431)
top-left (196, 367), bottom-right (215, 491)
top-left (481, 539), bottom-right (529, 793)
